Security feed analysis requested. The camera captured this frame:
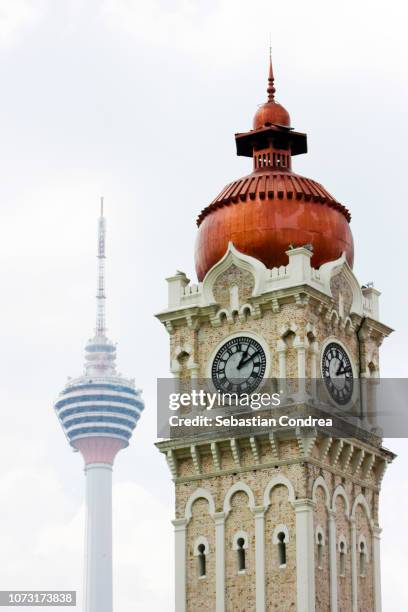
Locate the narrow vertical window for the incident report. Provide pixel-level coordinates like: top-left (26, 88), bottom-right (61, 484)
top-left (197, 543), bottom-right (206, 577)
top-left (278, 532), bottom-right (287, 566)
top-left (317, 532), bottom-right (323, 569)
top-left (237, 537), bottom-right (246, 571)
top-left (339, 541), bottom-right (346, 576)
top-left (359, 542), bottom-right (366, 577)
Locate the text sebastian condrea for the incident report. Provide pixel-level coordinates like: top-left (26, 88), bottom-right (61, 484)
top-left (169, 415), bottom-right (333, 428)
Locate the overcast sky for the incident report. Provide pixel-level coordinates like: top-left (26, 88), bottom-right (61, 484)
top-left (0, 0), bottom-right (407, 610)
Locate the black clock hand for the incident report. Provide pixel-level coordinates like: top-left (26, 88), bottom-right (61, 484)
top-left (238, 351), bottom-right (260, 370)
top-left (335, 366), bottom-right (352, 376)
top-left (237, 349), bottom-right (249, 370)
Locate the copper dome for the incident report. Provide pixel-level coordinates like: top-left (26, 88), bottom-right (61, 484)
top-left (194, 55), bottom-right (354, 281)
top-left (253, 101), bottom-right (290, 130)
top-left (195, 167), bottom-right (354, 281)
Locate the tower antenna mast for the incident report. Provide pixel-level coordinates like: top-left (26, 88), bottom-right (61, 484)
top-left (96, 196), bottom-right (106, 336)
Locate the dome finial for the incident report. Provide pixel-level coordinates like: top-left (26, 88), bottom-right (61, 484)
top-left (267, 46), bottom-right (276, 102)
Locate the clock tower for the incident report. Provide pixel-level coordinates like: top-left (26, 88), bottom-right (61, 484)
top-left (156, 56), bottom-right (394, 612)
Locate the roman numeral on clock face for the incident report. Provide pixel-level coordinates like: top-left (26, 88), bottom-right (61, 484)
top-left (212, 336), bottom-right (267, 395)
top-left (321, 342), bottom-right (354, 406)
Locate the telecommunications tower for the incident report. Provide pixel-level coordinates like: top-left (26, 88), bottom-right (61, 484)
top-left (54, 201), bottom-right (144, 612)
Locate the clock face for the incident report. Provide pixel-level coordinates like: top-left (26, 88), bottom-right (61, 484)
top-left (212, 336), bottom-right (267, 394)
top-left (322, 342), bottom-right (354, 405)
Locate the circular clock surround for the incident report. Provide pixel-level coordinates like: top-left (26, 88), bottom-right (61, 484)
top-left (321, 341), bottom-right (354, 405)
top-left (211, 335), bottom-right (267, 394)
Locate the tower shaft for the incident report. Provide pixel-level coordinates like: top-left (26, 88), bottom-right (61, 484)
top-left (84, 463), bottom-right (113, 612)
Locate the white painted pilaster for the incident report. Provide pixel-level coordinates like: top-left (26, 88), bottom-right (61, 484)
top-left (350, 518), bottom-right (358, 612)
top-left (310, 341), bottom-right (319, 399)
top-left (373, 526), bottom-right (382, 612)
top-left (214, 512), bottom-right (225, 612)
top-left (293, 499), bottom-right (316, 612)
top-left (254, 506), bottom-right (266, 612)
top-left (294, 337), bottom-right (307, 400)
top-left (277, 339), bottom-right (287, 380)
top-left (328, 510), bottom-right (338, 612)
top-left (172, 518), bottom-right (188, 612)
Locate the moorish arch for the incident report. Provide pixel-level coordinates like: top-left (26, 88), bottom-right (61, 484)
top-left (332, 484), bottom-right (351, 517)
top-left (185, 487), bottom-right (216, 522)
top-left (312, 475), bottom-right (330, 508)
top-left (223, 481), bottom-right (256, 515)
top-left (263, 474), bottom-right (296, 507)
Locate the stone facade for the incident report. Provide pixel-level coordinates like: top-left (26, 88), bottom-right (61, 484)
top-left (156, 244), bottom-right (394, 612)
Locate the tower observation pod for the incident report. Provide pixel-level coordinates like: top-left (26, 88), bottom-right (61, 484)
top-left (54, 201), bottom-right (144, 612)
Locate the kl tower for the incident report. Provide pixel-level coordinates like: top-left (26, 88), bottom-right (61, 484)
top-left (54, 200), bottom-right (144, 612)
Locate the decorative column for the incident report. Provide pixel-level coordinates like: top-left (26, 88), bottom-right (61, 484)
top-left (310, 340), bottom-right (319, 401)
top-left (293, 499), bottom-right (316, 612)
top-left (328, 510), bottom-right (338, 612)
top-left (83, 463), bottom-right (113, 612)
top-left (254, 506), bottom-right (266, 612)
top-left (214, 512), bottom-right (226, 612)
top-left (294, 336), bottom-right (307, 400)
top-left (373, 526), bottom-right (382, 612)
top-left (350, 518), bottom-right (358, 612)
top-left (172, 518), bottom-right (188, 612)
top-left (277, 339), bottom-right (287, 380)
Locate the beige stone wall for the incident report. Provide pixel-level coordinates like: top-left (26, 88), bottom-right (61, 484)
top-left (213, 264), bottom-right (254, 307)
top-left (265, 485), bottom-right (296, 611)
top-left (186, 498), bottom-right (216, 611)
top-left (314, 485), bottom-right (330, 612)
top-left (225, 491), bottom-right (256, 612)
top-left (335, 495), bottom-right (352, 610)
top-left (355, 504), bottom-right (374, 612)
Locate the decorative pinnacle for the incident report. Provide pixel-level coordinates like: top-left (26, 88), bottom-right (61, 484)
top-left (96, 197), bottom-right (106, 337)
top-left (267, 48), bottom-right (276, 102)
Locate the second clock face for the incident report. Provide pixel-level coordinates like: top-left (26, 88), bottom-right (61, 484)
top-left (211, 336), bottom-right (267, 394)
top-left (322, 342), bottom-right (354, 405)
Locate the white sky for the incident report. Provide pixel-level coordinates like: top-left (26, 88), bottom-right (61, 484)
top-left (0, 0), bottom-right (407, 610)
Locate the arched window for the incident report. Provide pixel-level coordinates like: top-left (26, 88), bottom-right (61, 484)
top-left (198, 544), bottom-right (206, 577)
top-left (233, 531), bottom-right (248, 574)
top-left (315, 526), bottom-right (325, 570)
top-left (277, 532), bottom-right (287, 566)
top-left (317, 532), bottom-right (324, 569)
top-left (193, 537), bottom-right (209, 579)
top-left (273, 524), bottom-right (289, 568)
top-left (359, 541), bottom-right (367, 577)
top-left (339, 540), bottom-right (346, 577)
top-left (237, 537), bottom-right (246, 571)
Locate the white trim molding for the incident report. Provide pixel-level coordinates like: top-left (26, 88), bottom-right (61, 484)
top-left (223, 482), bottom-right (256, 515)
top-left (232, 530), bottom-right (249, 550)
top-left (312, 476), bottom-right (330, 508)
top-left (272, 524), bottom-right (290, 544)
top-left (172, 518), bottom-right (188, 612)
top-left (293, 499), bottom-right (316, 612)
top-left (263, 475), bottom-right (296, 506)
top-left (202, 242), bottom-right (266, 302)
top-left (351, 493), bottom-right (372, 524)
top-left (350, 518), bottom-right (358, 612)
top-left (315, 525), bottom-right (325, 546)
top-left (328, 510), bottom-right (338, 612)
top-left (213, 512), bottom-right (226, 612)
top-left (193, 536), bottom-right (210, 556)
top-left (331, 484), bottom-right (351, 517)
top-left (185, 487), bottom-right (216, 521)
top-left (254, 506), bottom-right (266, 612)
top-left (373, 526), bottom-right (382, 612)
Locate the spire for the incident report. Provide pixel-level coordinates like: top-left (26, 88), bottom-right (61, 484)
top-left (267, 47), bottom-right (276, 102)
top-left (96, 197), bottom-right (106, 337)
